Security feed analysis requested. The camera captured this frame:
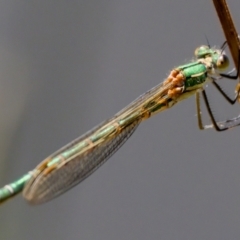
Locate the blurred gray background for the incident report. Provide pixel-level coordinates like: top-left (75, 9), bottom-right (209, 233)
top-left (1, 1), bottom-right (240, 240)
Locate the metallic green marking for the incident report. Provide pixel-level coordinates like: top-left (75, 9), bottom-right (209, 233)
top-left (60, 141), bottom-right (89, 159)
top-left (118, 111), bottom-right (141, 127)
top-left (0, 173), bottom-right (32, 203)
top-left (90, 125), bottom-right (116, 142)
top-left (195, 45), bottom-right (213, 58)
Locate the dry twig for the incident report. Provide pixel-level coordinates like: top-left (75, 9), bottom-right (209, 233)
top-left (212, 0), bottom-right (240, 79)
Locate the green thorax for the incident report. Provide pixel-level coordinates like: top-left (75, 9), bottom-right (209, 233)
top-left (176, 61), bottom-right (208, 89)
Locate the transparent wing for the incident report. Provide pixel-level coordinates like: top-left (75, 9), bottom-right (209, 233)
top-left (23, 119), bottom-right (140, 204)
top-left (23, 80), bottom-right (173, 204)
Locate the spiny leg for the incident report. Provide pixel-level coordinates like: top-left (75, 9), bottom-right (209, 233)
top-left (196, 86), bottom-right (240, 131)
top-left (196, 89), bottom-right (235, 131)
top-left (211, 79), bottom-right (240, 104)
top-left (201, 89), bottom-right (233, 131)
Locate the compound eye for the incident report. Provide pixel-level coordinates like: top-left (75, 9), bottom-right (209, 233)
top-left (217, 54), bottom-right (229, 70)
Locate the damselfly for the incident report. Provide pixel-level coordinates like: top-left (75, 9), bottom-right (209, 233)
top-left (1, 43), bottom-right (239, 205)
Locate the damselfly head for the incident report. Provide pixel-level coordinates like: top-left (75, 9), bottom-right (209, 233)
top-left (195, 45), bottom-right (229, 71)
